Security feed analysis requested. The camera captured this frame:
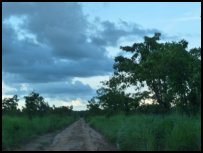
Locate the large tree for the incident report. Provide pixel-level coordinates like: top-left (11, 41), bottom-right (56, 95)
top-left (114, 33), bottom-right (201, 114)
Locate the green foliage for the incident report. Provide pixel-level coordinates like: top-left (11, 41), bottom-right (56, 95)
top-left (86, 114), bottom-right (201, 151)
top-left (2, 92), bottom-right (78, 150)
top-left (2, 95), bottom-right (20, 115)
top-left (24, 92), bottom-right (49, 119)
top-left (2, 115), bottom-right (76, 150)
top-left (22, 91), bottom-right (74, 119)
top-left (86, 97), bottom-right (102, 115)
top-left (93, 76), bottom-right (136, 116)
top-left (136, 103), bottom-right (167, 114)
top-left (51, 105), bottom-right (73, 116)
top-left (89, 33), bottom-right (201, 115)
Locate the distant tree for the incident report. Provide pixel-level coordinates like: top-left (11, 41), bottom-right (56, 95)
top-left (24, 91), bottom-right (49, 119)
top-left (2, 95), bottom-right (19, 114)
top-left (38, 100), bottom-right (50, 117)
top-left (53, 105), bottom-right (73, 116)
top-left (69, 105), bottom-right (73, 111)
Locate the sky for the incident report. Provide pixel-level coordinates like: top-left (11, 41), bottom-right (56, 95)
top-left (2, 2), bottom-right (201, 110)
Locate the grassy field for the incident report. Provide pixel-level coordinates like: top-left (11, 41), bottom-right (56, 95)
top-left (86, 113), bottom-right (201, 151)
top-left (2, 115), bottom-right (77, 150)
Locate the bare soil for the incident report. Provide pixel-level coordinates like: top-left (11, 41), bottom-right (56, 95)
top-left (14, 118), bottom-right (117, 151)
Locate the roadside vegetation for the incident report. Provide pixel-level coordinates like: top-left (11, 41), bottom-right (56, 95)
top-left (2, 115), bottom-right (75, 150)
top-left (2, 93), bottom-right (79, 150)
top-left (86, 113), bottom-right (201, 151)
top-left (85, 33), bottom-right (201, 151)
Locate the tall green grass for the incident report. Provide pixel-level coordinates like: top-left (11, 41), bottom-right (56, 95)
top-left (2, 115), bottom-right (77, 150)
top-left (86, 113), bottom-right (201, 151)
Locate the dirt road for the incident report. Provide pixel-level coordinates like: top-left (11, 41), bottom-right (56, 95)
top-left (14, 118), bottom-right (117, 151)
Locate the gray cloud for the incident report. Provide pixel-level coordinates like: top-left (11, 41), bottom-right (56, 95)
top-left (2, 2), bottom-right (163, 105)
top-left (2, 2), bottom-right (114, 84)
top-left (4, 80), bottom-right (95, 101)
top-left (90, 20), bottom-right (160, 47)
top-left (35, 81), bottom-right (95, 100)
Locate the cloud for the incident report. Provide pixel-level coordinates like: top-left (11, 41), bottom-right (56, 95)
top-left (3, 2), bottom-right (101, 60)
top-left (2, 2), bottom-right (165, 109)
top-left (90, 19), bottom-right (160, 47)
top-left (3, 80), bottom-right (96, 101)
top-left (2, 2), bottom-right (160, 84)
top-left (62, 98), bottom-right (87, 110)
top-left (2, 81), bottom-right (17, 95)
top-left (175, 16), bottom-right (201, 22)
top-left (72, 75), bottom-right (110, 90)
top-left (2, 2), bottom-right (114, 84)
top-left (62, 98), bottom-right (86, 107)
top-left (42, 97), bottom-right (87, 110)
top-left (20, 83), bottom-right (30, 91)
top-left (33, 81), bottom-right (96, 99)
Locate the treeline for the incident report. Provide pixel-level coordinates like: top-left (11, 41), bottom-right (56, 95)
top-left (87, 33), bottom-right (201, 116)
top-left (2, 92), bottom-right (75, 119)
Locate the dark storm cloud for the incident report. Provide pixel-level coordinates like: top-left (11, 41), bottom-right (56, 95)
top-left (2, 26), bottom-right (17, 56)
top-left (26, 3), bottom-right (93, 59)
top-left (34, 81), bottom-right (95, 100)
top-left (2, 2), bottom-right (160, 100)
top-left (2, 33), bottom-right (113, 83)
top-left (2, 2), bottom-right (113, 84)
top-left (5, 81), bottom-right (95, 100)
top-left (90, 20), bottom-right (160, 47)
top-left (3, 2), bottom-right (103, 60)
top-left (3, 56), bottom-right (113, 84)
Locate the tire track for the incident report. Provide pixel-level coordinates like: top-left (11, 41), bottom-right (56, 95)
top-left (14, 118), bottom-right (117, 151)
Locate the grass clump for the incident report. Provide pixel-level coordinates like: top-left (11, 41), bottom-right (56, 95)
top-left (2, 115), bottom-right (76, 150)
top-left (86, 113), bottom-right (201, 151)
